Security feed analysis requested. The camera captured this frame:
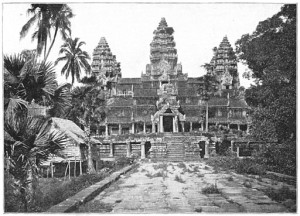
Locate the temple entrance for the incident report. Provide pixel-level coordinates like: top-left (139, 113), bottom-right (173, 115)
top-left (163, 116), bottom-right (173, 132)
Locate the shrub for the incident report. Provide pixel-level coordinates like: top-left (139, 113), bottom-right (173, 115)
top-left (177, 162), bottom-right (187, 169)
top-left (227, 176), bottom-right (234, 181)
top-left (264, 186), bottom-right (296, 202)
top-left (243, 180), bottom-right (252, 188)
top-left (254, 141), bottom-right (296, 176)
top-left (202, 183), bottom-right (220, 194)
top-left (174, 175), bottom-right (185, 183)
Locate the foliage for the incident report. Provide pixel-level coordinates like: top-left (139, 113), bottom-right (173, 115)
top-left (206, 156), bottom-right (266, 176)
top-left (236, 4), bottom-right (296, 142)
top-left (55, 37), bottom-right (91, 85)
top-left (4, 115), bottom-right (68, 212)
top-left (20, 4), bottom-right (73, 59)
top-left (253, 141), bottom-right (296, 176)
top-left (263, 186), bottom-right (296, 202)
top-left (4, 53), bottom-right (72, 117)
top-left (202, 183), bottom-right (220, 194)
top-left (174, 175), bottom-right (185, 183)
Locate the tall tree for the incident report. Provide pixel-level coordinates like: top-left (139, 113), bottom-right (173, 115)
top-left (55, 37), bottom-right (91, 85)
top-left (67, 81), bottom-right (106, 173)
top-left (199, 65), bottom-right (219, 132)
top-left (235, 4), bottom-right (296, 142)
top-left (20, 4), bottom-right (73, 60)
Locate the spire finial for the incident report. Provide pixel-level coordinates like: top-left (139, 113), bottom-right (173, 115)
top-left (158, 17), bottom-right (168, 28)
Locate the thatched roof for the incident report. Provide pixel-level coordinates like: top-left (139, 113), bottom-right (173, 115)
top-left (51, 117), bottom-right (100, 146)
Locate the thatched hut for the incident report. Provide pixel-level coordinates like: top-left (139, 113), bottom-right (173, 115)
top-left (41, 118), bottom-right (101, 177)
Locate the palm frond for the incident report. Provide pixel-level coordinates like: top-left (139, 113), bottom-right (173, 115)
top-left (20, 13), bottom-right (39, 39)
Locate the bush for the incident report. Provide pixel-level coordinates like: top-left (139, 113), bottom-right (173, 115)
top-left (202, 183), bottom-right (220, 194)
top-left (174, 175), bottom-right (185, 183)
top-left (206, 156), bottom-right (266, 176)
top-left (264, 186), bottom-right (296, 202)
top-left (254, 141), bottom-right (296, 176)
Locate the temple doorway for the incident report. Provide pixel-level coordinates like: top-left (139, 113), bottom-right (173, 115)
top-left (163, 116), bottom-right (173, 132)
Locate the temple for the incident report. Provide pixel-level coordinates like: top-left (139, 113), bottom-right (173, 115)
top-left (91, 18), bottom-right (251, 161)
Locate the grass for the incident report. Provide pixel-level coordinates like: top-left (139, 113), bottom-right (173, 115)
top-left (193, 166), bottom-right (200, 173)
top-left (177, 162), bottom-right (187, 169)
top-left (263, 186), bottom-right (296, 202)
top-left (243, 180), bottom-right (252, 188)
top-left (174, 175), bottom-right (185, 183)
top-left (227, 176), bottom-right (234, 181)
top-left (206, 156), bottom-right (266, 176)
top-left (5, 157), bottom-right (134, 212)
top-left (197, 173), bottom-right (204, 178)
top-left (202, 183), bottom-right (220, 194)
top-left (153, 163), bottom-right (167, 170)
top-left (77, 200), bottom-right (114, 213)
top-left (145, 171), bottom-right (165, 178)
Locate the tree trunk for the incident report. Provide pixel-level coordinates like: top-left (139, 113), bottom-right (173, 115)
top-left (45, 25), bottom-right (58, 62)
top-left (87, 138), bottom-right (96, 174)
top-left (206, 101), bottom-right (209, 132)
top-left (85, 123), bottom-right (96, 174)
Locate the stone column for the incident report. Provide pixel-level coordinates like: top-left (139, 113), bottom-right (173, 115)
top-left (126, 140), bottom-right (131, 157)
top-left (237, 124), bottom-right (240, 131)
top-left (190, 122), bottom-right (193, 132)
top-left (227, 123), bottom-right (230, 129)
top-left (152, 122), bottom-right (155, 133)
top-left (141, 141), bottom-right (146, 159)
top-left (105, 124), bottom-right (109, 137)
top-left (160, 116), bottom-right (164, 133)
top-left (204, 140), bottom-right (210, 158)
top-left (119, 124), bottom-right (122, 135)
top-left (201, 122), bottom-right (204, 131)
top-left (109, 141), bottom-right (114, 157)
top-left (246, 124), bottom-right (249, 134)
top-left (131, 122), bottom-right (135, 134)
top-left (231, 140), bottom-right (234, 153)
top-left (143, 122), bottom-right (146, 134)
top-left (174, 116), bottom-right (178, 133)
top-left (236, 146), bottom-right (240, 157)
top-left (181, 122), bottom-right (185, 132)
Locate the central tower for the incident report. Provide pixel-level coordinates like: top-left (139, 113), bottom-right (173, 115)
top-left (145, 17), bottom-right (183, 80)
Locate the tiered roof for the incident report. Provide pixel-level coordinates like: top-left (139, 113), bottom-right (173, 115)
top-left (91, 37), bottom-right (121, 80)
top-left (209, 36), bottom-right (240, 89)
top-left (150, 17), bottom-right (178, 69)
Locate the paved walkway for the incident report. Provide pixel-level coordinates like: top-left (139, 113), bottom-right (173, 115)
top-left (76, 162), bottom-right (292, 213)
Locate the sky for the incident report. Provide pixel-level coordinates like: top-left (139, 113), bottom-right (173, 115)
top-left (3, 2), bottom-right (284, 88)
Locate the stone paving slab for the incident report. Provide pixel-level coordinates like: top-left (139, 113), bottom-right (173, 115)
top-left (75, 161), bottom-right (293, 213)
top-left (46, 165), bottom-right (134, 213)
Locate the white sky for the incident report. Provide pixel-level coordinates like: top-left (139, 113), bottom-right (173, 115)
top-left (3, 2), bottom-right (283, 88)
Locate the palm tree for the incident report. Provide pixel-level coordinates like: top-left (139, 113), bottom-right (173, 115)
top-left (4, 115), bottom-right (68, 212)
top-left (20, 4), bottom-right (73, 60)
top-left (4, 53), bottom-right (70, 211)
top-left (45, 5), bottom-right (73, 61)
top-left (55, 37), bottom-right (91, 85)
top-left (4, 52), bottom-right (72, 117)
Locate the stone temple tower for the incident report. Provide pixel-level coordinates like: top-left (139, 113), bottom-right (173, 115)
top-left (145, 17), bottom-right (183, 79)
top-left (91, 37), bottom-right (121, 92)
top-left (209, 36), bottom-right (240, 90)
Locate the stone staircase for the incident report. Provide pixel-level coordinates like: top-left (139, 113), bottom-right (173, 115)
top-left (150, 133), bottom-right (204, 162)
top-left (166, 141), bottom-right (185, 162)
